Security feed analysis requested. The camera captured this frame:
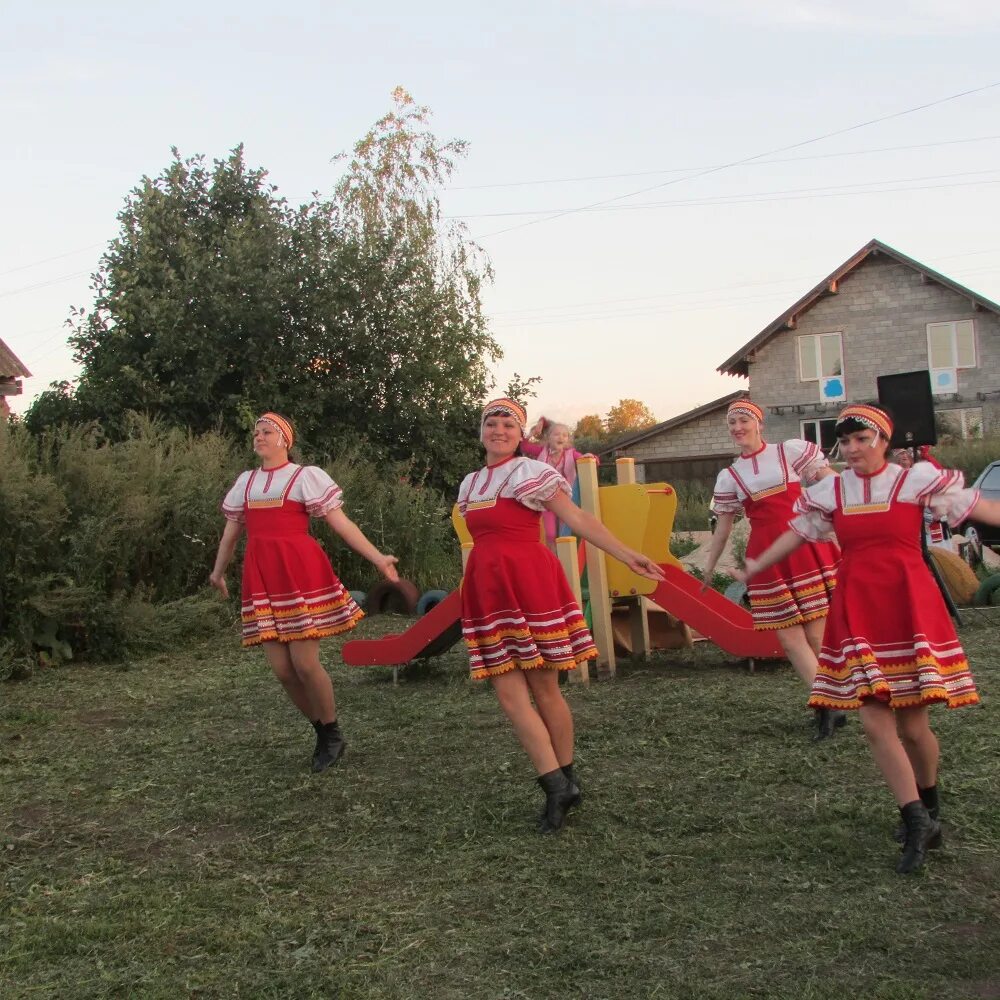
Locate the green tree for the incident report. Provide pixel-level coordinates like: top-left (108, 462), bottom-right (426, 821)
top-left (28, 89), bottom-right (499, 491)
top-left (605, 398), bottom-right (656, 437)
top-left (573, 414), bottom-right (605, 441)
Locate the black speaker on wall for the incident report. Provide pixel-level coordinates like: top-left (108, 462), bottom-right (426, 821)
top-left (876, 370), bottom-right (937, 449)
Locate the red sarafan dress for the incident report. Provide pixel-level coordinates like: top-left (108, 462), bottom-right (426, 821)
top-left (713, 440), bottom-right (840, 630)
top-left (457, 456), bottom-right (597, 680)
top-left (222, 462), bottom-right (363, 647)
top-left (791, 461), bottom-right (981, 710)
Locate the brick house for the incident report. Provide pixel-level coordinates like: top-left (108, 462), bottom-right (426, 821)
top-left (605, 390), bottom-right (748, 483)
top-left (0, 337), bottom-right (31, 419)
top-left (718, 238), bottom-right (1000, 448)
top-left (612, 239), bottom-right (1000, 482)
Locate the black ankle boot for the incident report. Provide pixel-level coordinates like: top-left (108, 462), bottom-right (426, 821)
top-left (893, 785), bottom-right (942, 848)
top-left (537, 768), bottom-right (581, 834)
top-left (561, 762), bottom-right (582, 796)
top-left (813, 708), bottom-right (835, 741)
top-left (896, 800), bottom-right (941, 874)
top-left (813, 707), bottom-right (847, 741)
top-left (312, 720), bottom-right (346, 773)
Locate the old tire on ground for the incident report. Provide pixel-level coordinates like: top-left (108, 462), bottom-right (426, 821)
top-left (416, 589), bottom-right (451, 616)
top-left (972, 573), bottom-right (1000, 607)
top-left (365, 578), bottom-right (420, 616)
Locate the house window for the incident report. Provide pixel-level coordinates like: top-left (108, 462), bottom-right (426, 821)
top-left (801, 418), bottom-right (838, 453)
top-left (797, 333), bottom-right (845, 402)
top-left (927, 320), bottom-right (976, 395)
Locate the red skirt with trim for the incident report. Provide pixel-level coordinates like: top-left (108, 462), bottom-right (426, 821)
top-left (808, 501), bottom-right (978, 711)
top-left (462, 499), bottom-right (596, 680)
top-left (240, 534), bottom-right (363, 647)
top-left (745, 517), bottom-right (839, 631)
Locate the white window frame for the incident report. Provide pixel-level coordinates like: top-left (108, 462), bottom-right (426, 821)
top-left (800, 418), bottom-right (838, 453)
top-left (926, 320), bottom-right (977, 371)
top-left (797, 332), bottom-right (844, 382)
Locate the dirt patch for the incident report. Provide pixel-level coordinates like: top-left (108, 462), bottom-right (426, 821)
top-left (962, 983), bottom-right (1000, 1000)
top-left (74, 710), bottom-right (128, 728)
top-left (679, 528), bottom-right (746, 575)
top-left (6, 803), bottom-right (54, 835)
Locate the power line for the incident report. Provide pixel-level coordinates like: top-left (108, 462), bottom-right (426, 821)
top-left (0, 271), bottom-right (91, 299)
top-left (0, 244), bottom-right (103, 279)
top-left (450, 135), bottom-right (1000, 191)
top-left (488, 246), bottom-right (1000, 320)
top-left (456, 170), bottom-right (1000, 220)
top-left (481, 80), bottom-right (1000, 237)
top-left (488, 249), bottom-right (1000, 329)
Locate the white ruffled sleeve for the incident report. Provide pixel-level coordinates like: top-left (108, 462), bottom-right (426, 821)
top-left (903, 461), bottom-right (981, 527)
top-left (710, 467), bottom-right (743, 516)
top-left (508, 458), bottom-right (571, 511)
top-left (295, 466), bottom-right (344, 517)
top-left (221, 471), bottom-right (251, 522)
top-left (784, 438), bottom-right (829, 485)
top-left (789, 476), bottom-right (837, 542)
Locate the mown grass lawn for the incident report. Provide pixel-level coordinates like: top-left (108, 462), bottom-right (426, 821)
top-left (3, 611), bottom-right (1000, 999)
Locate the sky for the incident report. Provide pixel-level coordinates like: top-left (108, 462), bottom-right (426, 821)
top-left (4, 0), bottom-right (1000, 429)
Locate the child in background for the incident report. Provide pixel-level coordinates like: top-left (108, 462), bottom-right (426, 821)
top-left (524, 418), bottom-right (596, 550)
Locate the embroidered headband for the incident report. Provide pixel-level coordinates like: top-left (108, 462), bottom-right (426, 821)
top-left (726, 399), bottom-right (764, 425)
top-left (834, 403), bottom-right (893, 441)
top-left (256, 412), bottom-right (295, 448)
top-left (481, 397), bottom-right (528, 437)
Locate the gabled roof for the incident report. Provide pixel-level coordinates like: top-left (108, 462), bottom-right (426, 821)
top-left (717, 238), bottom-right (1000, 378)
top-left (0, 338), bottom-right (31, 378)
top-left (601, 389), bottom-right (747, 456)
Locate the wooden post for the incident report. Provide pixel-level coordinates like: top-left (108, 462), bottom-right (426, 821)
top-left (557, 536), bottom-right (589, 686)
top-left (615, 458), bottom-right (651, 659)
top-left (576, 457), bottom-right (615, 676)
top-left (615, 457), bottom-right (636, 484)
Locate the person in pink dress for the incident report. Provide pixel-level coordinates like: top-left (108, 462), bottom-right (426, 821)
top-left (458, 398), bottom-right (664, 834)
top-left (701, 399), bottom-right (843, 740)
top-left (523, 418), bottom-right (595, 550)
top-left (740, 403), bottom-right (1000, 874)
top-left (210, 412), bottom-right (399, 773)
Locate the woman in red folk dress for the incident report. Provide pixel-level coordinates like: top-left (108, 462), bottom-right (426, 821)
top-left (210, 412), bottom-right (399, 773)
top-left (702, 399), bottom-right (843, 740)
top-left (458, 398), bottom-right (664, 834)
top-left (741, 404), bottom-right (1000, 874)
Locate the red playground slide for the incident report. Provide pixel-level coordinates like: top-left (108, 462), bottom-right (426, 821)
top-left (648, 564), bottom-right (783, 660)
top-left (342, 588), bottom-right (463, 666)
top-left (342, 564), bottom-right (783, 666)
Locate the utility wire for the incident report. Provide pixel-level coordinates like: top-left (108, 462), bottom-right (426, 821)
top-left (0, 244), bottom-right (102, 278)
top-left (451, 135), bottom-right (1000, 191)
top-left (0, 271), bottom-right (91, 299)
top-left (455, 168), bottom-right (1000, 219)
top-left (481, 80), bottom-right (1000, 237)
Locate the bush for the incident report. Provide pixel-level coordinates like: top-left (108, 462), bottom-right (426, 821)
top-left (673, 482), bottom-right (714, 532)
top-left (931, 436), bottom-right (999, 483)
top-left (0, 418), bottom-right (461, 667)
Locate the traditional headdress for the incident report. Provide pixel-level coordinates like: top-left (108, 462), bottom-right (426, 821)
top-left (726, 398), bottom-right (765, 425)
top-left (256, 412), bottom-right (295, 448)
top-left (480, 397), bottom-right (528, 438)
top-left (834, 403), bottom-right (893, 442)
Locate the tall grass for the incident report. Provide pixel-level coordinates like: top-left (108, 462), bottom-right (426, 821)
top-left (0, 419), bottom-right (460, 670)
top-left (672, 482), bottom-right (714, 531)
top-left (932, 435), bottom-right (999, 482)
